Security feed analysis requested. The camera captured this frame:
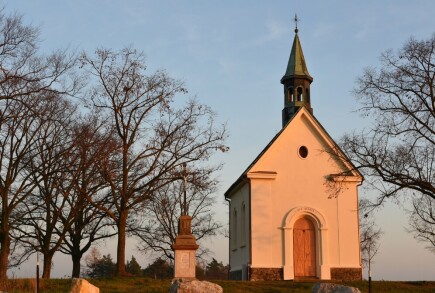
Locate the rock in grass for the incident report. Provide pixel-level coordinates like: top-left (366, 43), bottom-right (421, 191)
top-left (312, 282), bottom-right (361, 293)
top-left (170, 278), bottom-right (223, 293)
top-left (69, 278), bottom-right (100, 293)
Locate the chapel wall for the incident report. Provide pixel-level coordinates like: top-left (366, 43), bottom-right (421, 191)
top-left (250, 179), bottom-right (278, 267)
top-left (335, 182), bottom-right (361, 266)
top-left (228, 182), bottom-right (250, 279)
top-left (248, 111), bottom-right (361, 277)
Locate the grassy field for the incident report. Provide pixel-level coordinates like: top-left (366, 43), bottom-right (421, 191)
top-left (1, 278), bottom-right (435, 292)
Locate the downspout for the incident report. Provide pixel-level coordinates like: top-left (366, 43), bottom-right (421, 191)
top-left (356, 180), bottom-right (363, 276)
top-left (248, 178), bottom-right (252, 281)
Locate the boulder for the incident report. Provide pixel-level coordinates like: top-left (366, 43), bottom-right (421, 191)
top-left (170, 278), bottom-right (223, 293)
top-left (69, 278), bottom-right (100, 293)
top-left (312, 282), bottom-right (361, 293)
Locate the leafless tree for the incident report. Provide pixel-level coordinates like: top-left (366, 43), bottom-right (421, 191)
top-left (0, 10), bottom-right (80, 104)
top-left (359, 199), bottom-right (383, 273)
top-left (80, 48), bottom-right (228, 275)
top-left (14, 109), bottom-right (117, 279)
top-left (0, 94), bottom-right (64, 279)
top-left (133, 164), bottom-right (222, 260)
top-left (13, 94), bottom-right (78, 278)
top-left (339, 34), bottom-right (435, 251)
top-left (58, 115), bottom-right (117, 278)
top-left (408, 196), bottom-right (435, 253)
top-left (0, 10), bottom-right (80, 279)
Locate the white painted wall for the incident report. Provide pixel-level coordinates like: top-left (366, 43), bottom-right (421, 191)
top-left (227, 108), bottom-right (361, 280)
top-left (228, 182), bottom-right (250, 278)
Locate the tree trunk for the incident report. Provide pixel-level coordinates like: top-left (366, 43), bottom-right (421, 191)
top-left (42, 254), bottom-right (52, 279)
top-left (116, 210), bottom-right (129, 276)
top-left (70, 234), bottom-right (83, 278)
top-left (71, 253), bottom-right (82, 278)
top-left (0, 229), bottom-right (10, 280)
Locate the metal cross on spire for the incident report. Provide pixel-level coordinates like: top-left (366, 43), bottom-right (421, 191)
top-left (294, 14), bottom-right (299, 34)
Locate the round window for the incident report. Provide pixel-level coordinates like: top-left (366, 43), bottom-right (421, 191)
top-left (298, 146), bottom-right (308, 158)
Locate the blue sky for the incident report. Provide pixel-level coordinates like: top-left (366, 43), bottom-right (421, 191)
top-left (4, 0), bottom-right (435, 280)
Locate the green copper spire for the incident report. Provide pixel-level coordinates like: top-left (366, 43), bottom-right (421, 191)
top-left (281, 29), bottom-right (313, 84)
top-left (281, 16), bottom-right (314, 127)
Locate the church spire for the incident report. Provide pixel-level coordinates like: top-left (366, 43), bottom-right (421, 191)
top-left (281, 15), bottom-right (313, 127)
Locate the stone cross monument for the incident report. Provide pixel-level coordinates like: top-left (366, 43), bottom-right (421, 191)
top-left (172, 215), bottom-right (199, 278)
top-left (172, 163), bottom-right (199, 279)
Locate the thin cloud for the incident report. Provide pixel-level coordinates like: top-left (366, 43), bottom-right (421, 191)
top-left (353, 16), bottom-right (377, 41)
top-left (218, 58), bottom-right (237, 74)
top-left (183, 24), bottom-right (201, 42)
top-left (312, 23), bottom-right (336, 38)
top-left (266, 20), bottom-right (287, 39)
top-left (253, 19), bottom-right (287, 45)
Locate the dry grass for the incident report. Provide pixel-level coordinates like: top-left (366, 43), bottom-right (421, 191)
top-left (0, 278), bottom-right (71, 292)
top-left (0, 278), bottom-right (434, 292)
top-left (215, 280), bottom-right (435, 293)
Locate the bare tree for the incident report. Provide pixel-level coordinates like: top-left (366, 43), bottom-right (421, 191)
top-left (408, 196), bottom-right (435, 253)
top-left (133, 164), bottom-right (222, 260)
top-left (0, 95), bottom-right (62, 279)
top-left (359, 199), bottom-right (383, 271)
top-left (339, 34), bottom-right (435, 251)
top-left (13, 94), bottom-right (78, 278)
top-left (0, 10), bottom-right (79, 103)
top-left (58, 115), bottom-right (117, 278)
top-left (0, 10), bottom-right (80, 279)
top-left (80, 48), bottom-right (228, 275)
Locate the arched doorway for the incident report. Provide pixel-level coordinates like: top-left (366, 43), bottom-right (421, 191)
top-left (293, 217), bottom-right (316, 277)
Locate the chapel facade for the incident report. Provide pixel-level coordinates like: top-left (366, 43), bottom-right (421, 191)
top-left (224, 26), bottom-right (363, 281)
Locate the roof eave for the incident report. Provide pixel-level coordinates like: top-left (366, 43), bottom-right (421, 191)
top-left (280, 74), bottom-right (313, 84)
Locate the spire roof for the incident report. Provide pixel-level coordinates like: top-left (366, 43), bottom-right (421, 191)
top-left (281, 30), bottom-right (313, 84)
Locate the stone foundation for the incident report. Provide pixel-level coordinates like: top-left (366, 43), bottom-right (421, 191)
top-left (249, 267), bottom-right (283, 281)
top-left (232, 266), bottom-right (361, 281)
top-left (229, 270), bottom-right (242, 280)
top-left (330, 268), bottom-right (362, 281)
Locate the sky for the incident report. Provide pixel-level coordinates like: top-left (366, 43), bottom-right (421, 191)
top-left (4, 0), bottom-right (435, 281)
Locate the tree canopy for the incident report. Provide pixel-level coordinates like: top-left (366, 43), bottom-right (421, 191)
top-left (340, 34), bottom-right (435, 252)
top-left (0, 8), bottom-right (227, 279)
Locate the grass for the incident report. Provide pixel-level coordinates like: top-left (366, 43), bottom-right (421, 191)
top-left (217, 280), bottom-right (435, 292)
top-left (0, 278), bottom-right (435, 292)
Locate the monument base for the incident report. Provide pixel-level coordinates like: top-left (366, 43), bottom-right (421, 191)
top-left (174, 249), bottom-right (197, 278)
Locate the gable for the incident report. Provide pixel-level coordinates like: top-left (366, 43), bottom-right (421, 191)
top-left (224, 107), bottom-right (362, 197)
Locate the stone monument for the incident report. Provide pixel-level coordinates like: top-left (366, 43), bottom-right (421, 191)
top-left (172, 214), bottom-right (199, 278)
top-left (170, 164), bottom-right (223, 292)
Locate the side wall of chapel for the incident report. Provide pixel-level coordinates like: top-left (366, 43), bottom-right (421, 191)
top-left (228, 182), bottom-right (250, 280)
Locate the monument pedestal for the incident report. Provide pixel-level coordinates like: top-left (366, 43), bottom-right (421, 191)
top-left (172, 215), bottom-right (199, 279)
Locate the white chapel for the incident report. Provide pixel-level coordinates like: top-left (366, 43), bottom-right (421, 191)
top-left (225, 26), bottom-right (363, 281)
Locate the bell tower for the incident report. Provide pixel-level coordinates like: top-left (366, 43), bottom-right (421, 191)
top-left (281, 15), bottom-right (313, 127)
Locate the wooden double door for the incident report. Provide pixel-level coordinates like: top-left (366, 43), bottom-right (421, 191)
top-left (293, 217), bottom-right (316, 277)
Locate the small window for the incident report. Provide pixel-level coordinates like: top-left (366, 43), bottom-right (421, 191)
top-left (297, 87), bottom-right (303, 101)
top-left (298, 146), bottom-right (308, 158)
top-left (288, 87), bottom-right (293, 102)
top-left (232, 208), bottom-right (237, 246)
